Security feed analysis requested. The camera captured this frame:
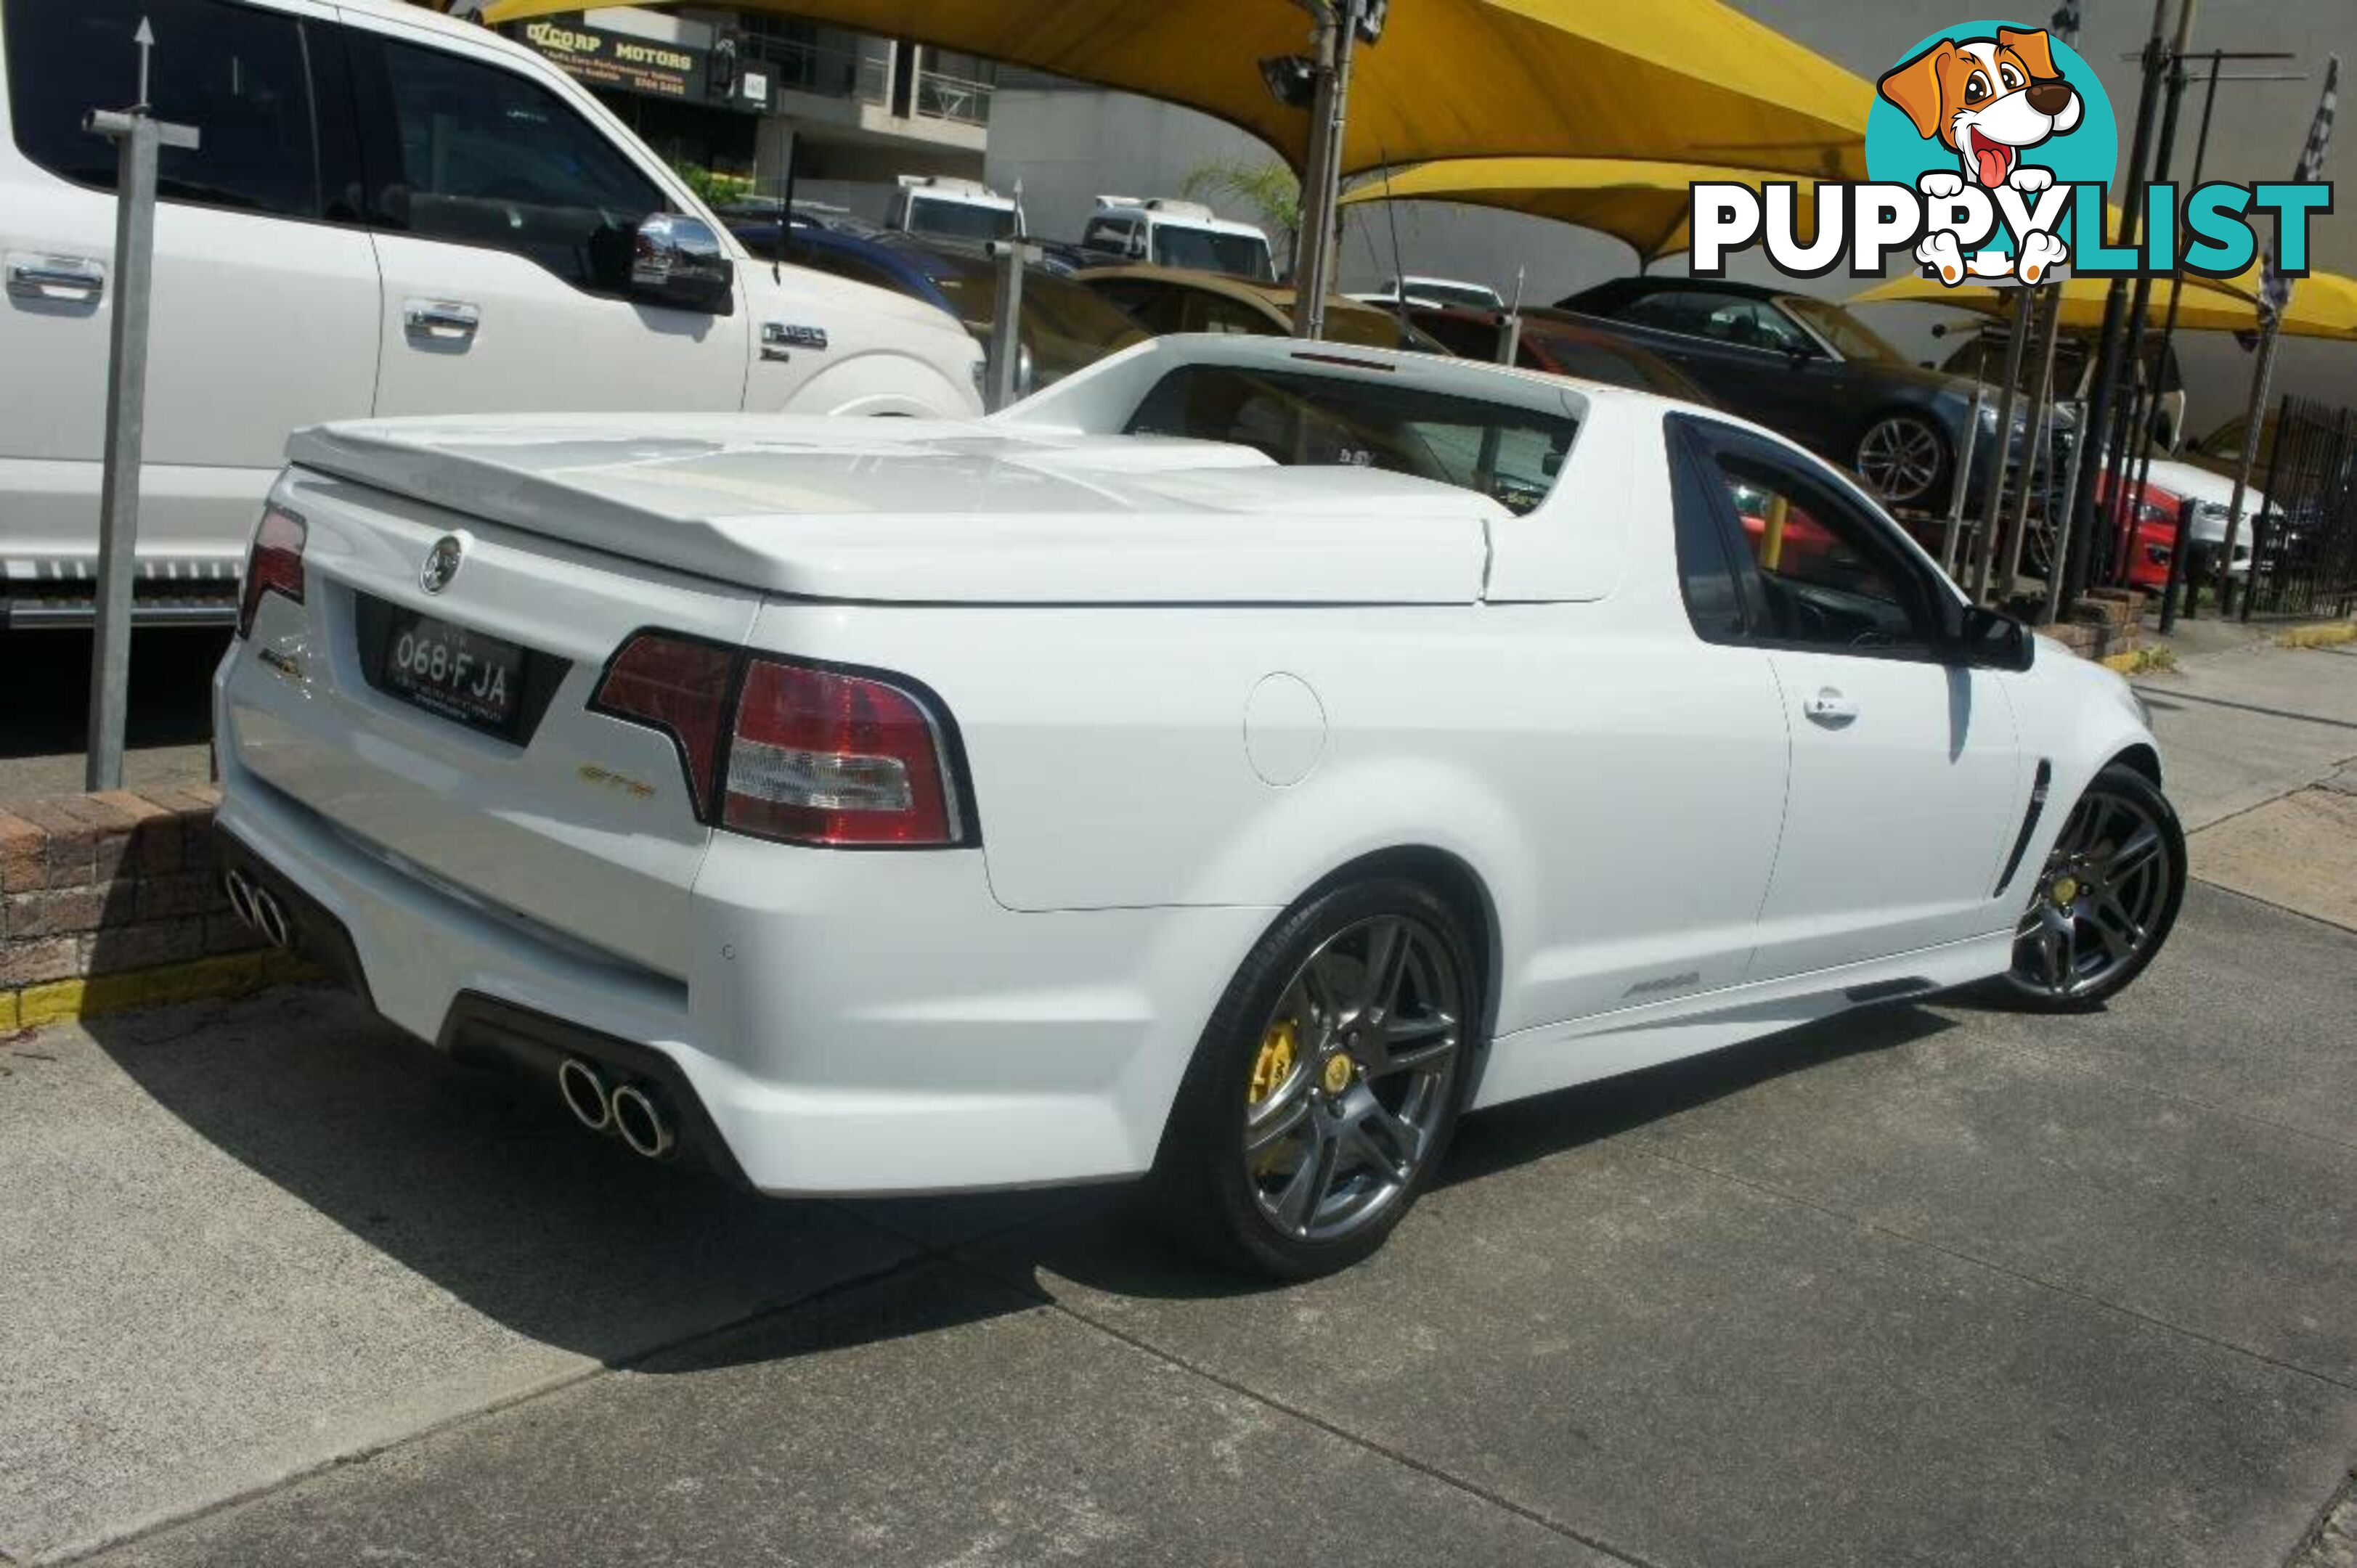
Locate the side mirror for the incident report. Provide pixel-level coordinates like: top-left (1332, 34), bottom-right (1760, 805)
top-left (1947, 603), bottom-right (2035, 671)
top-left (631, 213), bottom-right (735, 315)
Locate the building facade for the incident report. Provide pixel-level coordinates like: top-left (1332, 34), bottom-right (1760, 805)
top-left (497, 6), bottom-right (1000, 219)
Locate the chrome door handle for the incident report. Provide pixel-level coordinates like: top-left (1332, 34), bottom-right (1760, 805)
top-left (1803, 687), bottom-right (1858, 724)
top-left (6, 255), bottom-right (105, 302)
top-left (404, 298), bottom-right (481, 340)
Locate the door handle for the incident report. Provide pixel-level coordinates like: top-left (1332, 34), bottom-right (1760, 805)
top-left (6, 254), bottom-right (105, 302)
top-left (404, 298), bottom-right (481, 341)
top-left (1803, 687), bottom-right (1858, 725)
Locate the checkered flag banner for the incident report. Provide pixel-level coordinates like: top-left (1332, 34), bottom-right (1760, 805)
top-left (2262, 54), bottom-right (2338, 325)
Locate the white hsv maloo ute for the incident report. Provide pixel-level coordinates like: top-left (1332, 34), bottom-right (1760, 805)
top-left (215, 334), bottom-right (2185, 1277)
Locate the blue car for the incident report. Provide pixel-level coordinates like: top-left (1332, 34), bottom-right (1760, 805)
top-left (728, 220), bottom-right (1145, 393)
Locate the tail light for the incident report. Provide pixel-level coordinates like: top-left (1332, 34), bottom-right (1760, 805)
top-left (591, 632), bottom-right (969, 848)
top-left (587, 633), bottom-right (739, 820)
top-left (236, 506), bottom-right (306, 639)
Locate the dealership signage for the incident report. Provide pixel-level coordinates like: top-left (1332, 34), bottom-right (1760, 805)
top-left (520, 19), bottom-right (709, 100)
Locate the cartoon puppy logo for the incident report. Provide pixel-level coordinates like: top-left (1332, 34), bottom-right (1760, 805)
top-left (1878, 26), bottom-right (2083, 284)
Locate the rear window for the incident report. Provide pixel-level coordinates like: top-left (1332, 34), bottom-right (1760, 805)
top-left (1150, 225), bottom-right (1273, 279)
top-left (1404, 281), bottom-right (1500, 310)
top-left (1123, 362), bottom-right (1577, 515)
top-left (905, 195), bottom-right (1016, 242)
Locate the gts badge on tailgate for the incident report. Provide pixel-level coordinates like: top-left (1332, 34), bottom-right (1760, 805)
top-left (762, 322), bottom-right (829, 362)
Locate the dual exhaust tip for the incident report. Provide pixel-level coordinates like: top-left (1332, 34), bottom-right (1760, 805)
top-left (225, 867), bottom-right (675, 1163)
top-left (557, 1057), bottom-right (676, 1160)
top-left (221, 867), bottom-right (294, 950)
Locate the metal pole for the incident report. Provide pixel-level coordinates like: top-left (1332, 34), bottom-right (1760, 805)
top-left (2239, 394), bottom-right (2318, 621)
top-left (2214, 316), bottom-right (2281, 614)
top-left (1940, 345), bottom-right (1987, 577)
top-left (984, 239), bottom-right (1038, 412)
top-left (1494, 312), bottom-right (1522, 366)
top-left (1495, 264), bottom-right (1526, 364)
top-left (82, 56), bottom-right (198, 793)
top-left (84, 113), bottom-right (160, 792)
top-left (2096, 2), bottom-right (2197, 600)
top-left (2043, 399), bottom-right (2090, 626)
top-left (2095, 5), bottom-right (2197, 600)
top-left (2154, 52), bottom-right (2225, 632)
top-left (2003, 285), bottom-right (2067, 597)
top-left (1971, 288), bottom-right (2035, 603)
top-left (1290, 7), bottom-right (1354, 339)
top-left (2061, 0), bottom-right (2176, 606)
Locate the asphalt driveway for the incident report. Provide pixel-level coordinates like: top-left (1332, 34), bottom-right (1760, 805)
top-left (4, 638), bottom-right (2355, 1567)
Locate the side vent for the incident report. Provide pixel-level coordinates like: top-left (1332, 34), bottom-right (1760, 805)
top-left (1992, 759), bottom-right (2054, 897)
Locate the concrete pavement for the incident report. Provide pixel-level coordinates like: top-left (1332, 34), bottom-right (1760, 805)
top-left (1, 638), bottom-right (2353, 1567)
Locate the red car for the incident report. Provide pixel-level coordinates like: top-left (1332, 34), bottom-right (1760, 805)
top-left (2096, 471), bottom-right (2188, 591)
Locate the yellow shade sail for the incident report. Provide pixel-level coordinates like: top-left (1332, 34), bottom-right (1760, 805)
top-left (1338, 155), bottom-right (1827, 264)
top-left (478, 0), bottom-right (1870, 180)
top-left (1850, 269), bottom-right (2357, 341)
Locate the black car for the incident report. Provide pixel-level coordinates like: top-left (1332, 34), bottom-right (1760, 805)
top-left (1405, 304), bottom-right (1716, 404)
top-left (1559, 277), bottom-right (2009, 510)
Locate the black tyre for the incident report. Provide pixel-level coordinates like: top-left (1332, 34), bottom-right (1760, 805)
top-left (2000, 762), bottom-right (2186, 1011)
top-left (1854, 410), bottom-right (1954, 508)
top-left (1151, 878), bottom-right (1481, 1279)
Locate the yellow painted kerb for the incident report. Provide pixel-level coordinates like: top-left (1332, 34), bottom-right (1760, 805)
top-left (2279, 621), bottom-right (2357, 650)
top-left (7, 951), bottom-right (320, 1032)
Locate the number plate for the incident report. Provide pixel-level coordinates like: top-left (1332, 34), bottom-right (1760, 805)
top-left (378, 611), bottom-right (528, 738)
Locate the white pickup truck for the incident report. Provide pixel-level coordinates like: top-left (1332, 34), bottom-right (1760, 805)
top-left (212, 332), bottom-right (2180, 1277)
top-left (0, 0), bottom-right (983, 628)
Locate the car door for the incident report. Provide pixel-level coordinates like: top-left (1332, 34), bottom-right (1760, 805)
top-left (1674, 418), bottom-right (2026, 977)
top-left (341, 18), bottom-right (746, 422)
top-left (0, 0), bottom-right (379, 578)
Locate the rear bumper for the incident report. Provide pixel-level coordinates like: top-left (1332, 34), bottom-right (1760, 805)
top-left (213, 745), bottom-right (1274, 1199)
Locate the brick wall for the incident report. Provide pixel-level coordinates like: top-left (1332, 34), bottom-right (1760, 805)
top-left (1, 786), bottom-right (257, 995)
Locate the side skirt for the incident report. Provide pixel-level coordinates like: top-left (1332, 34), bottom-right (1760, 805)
top-left (1470, 929), bottom-right (2013, 1111)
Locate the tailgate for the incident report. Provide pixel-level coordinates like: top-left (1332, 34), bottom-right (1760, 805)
top-left (220, 465), bottom-right (759, 977)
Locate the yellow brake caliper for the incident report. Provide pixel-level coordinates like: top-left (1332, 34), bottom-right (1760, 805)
top-left (1249, 1019), bottom-right (1298, 1106)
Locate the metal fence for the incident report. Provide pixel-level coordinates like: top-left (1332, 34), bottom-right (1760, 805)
top-left (2244, 395), bottom-right (2357, 620)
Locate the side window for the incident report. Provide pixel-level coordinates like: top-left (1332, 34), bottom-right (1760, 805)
top-left (1617, 290), bottom-right (1720, 338)
top-left (3, 0), bottom-right (322, 219)
top-left (351, 33), bottom-right (667, 294)
top-left (1701, 300), bottom-right (1811, 354)
top-left (1668, 429), bottom-right (1748, 642)
top-left (1701, 435), bottom-right (1940, 657)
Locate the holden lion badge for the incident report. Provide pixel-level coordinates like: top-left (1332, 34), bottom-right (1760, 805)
top-left (420, 533), bottom-right (467, 595)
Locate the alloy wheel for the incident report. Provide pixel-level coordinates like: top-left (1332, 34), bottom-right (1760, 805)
top-left (1241, 914), bottom-right (1466, 1244)
top-left (2011, 780), bottom-right (2175, 1002)
top-left (1855, 415), bottom-right (1947, 505)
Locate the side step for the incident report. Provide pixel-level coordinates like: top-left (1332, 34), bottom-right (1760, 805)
top-left (7, 592), bottom-right (239, 630)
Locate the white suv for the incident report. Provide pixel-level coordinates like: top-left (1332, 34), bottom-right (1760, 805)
top-left (0, 0), bottom-right (983, 628)
top-left (1076, 197), bottom-right (1276, 282)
